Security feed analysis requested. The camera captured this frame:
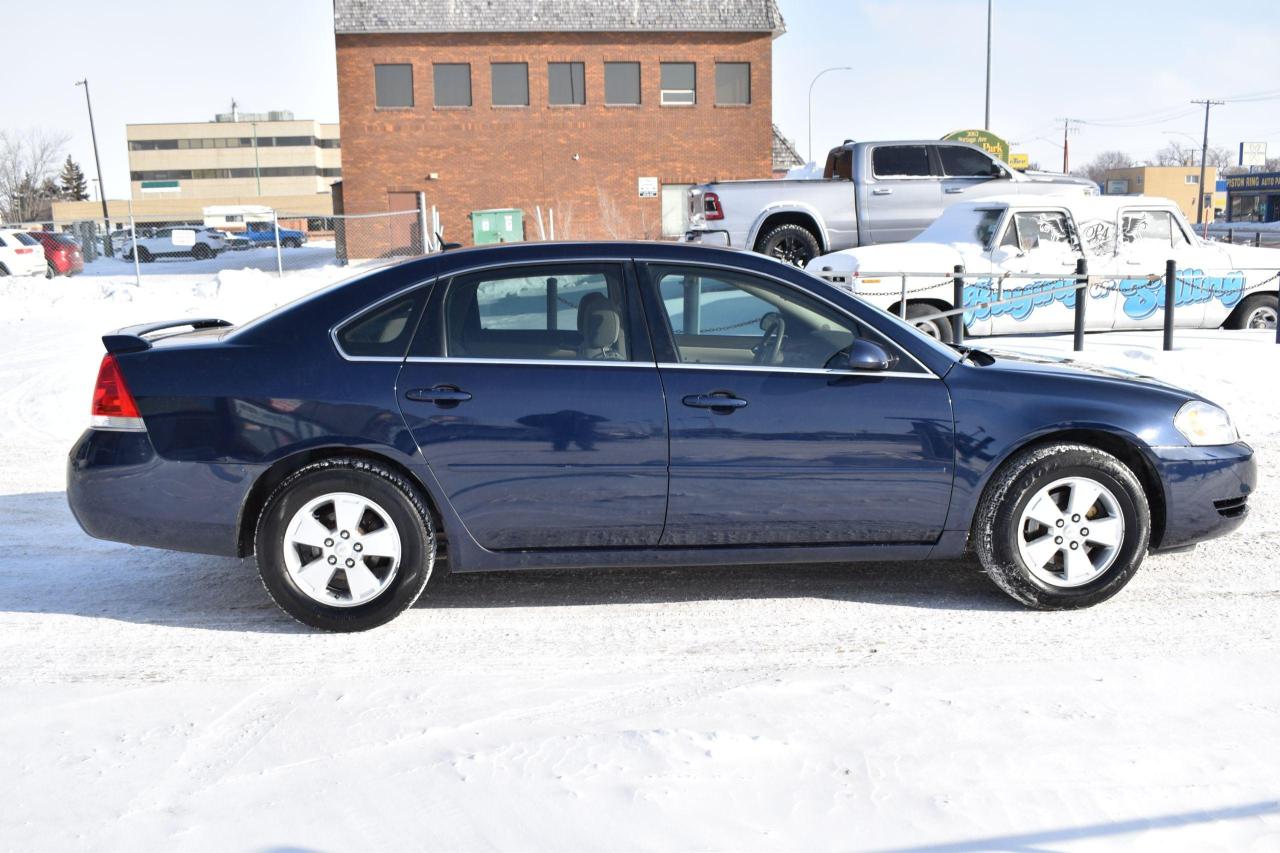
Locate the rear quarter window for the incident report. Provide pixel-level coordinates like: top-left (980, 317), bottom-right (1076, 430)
top-left (335, 293), bottom-right (426, 359)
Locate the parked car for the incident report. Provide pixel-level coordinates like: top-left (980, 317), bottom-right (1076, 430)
top-left (122, 227), bottom-right (226, 262)
top-left (683, 140), bottom-right (1097, 267)
top-left (242, 221), bottom-right (307, 248)
top-left (27, 231), bottom-right (85, 277)
top-left (67, 242), bottom-right (1255, 631)
top-left (807, 195), bottom-right (1280, 340)
top-left (209, 229), bottom-right (253, 251)
top-left (0, 229), bottom-right (50, 277)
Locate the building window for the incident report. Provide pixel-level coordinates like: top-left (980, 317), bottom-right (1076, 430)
top-left (548, 62), bottom-right (586, 105)
top-left (1185, 174), bottom-right (1199, 185)
top-left (660, 62), bottom-right (696, 105)
top-left (434, 63), bottom-right (472, 107)
top-left (374, 64), bottom-right (414, 108)
top-left (715, 62), bottom-right (750, 105)
top-left (491, 62), bottom-right (529, 106)
top-left (604, 62), bottom-right (641, 105)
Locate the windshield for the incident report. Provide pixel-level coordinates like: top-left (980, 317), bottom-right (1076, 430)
top-left (914, 206), bottom-right (1007, 248)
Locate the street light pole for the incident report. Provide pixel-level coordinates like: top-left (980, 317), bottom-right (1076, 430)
top-left (251, 120), bottom-right (262, 196)
top-left (808, 66), bottom-right (854, 163)
top-left (984, 0), bottom-right (993, 130)
top-left (75, 79), bottom-right (112, 256)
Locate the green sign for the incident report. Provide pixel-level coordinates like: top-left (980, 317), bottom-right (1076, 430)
top-left (140, 180), bottom-right (180, 193)
top-left (943, 129), bottom-right (1010, 163)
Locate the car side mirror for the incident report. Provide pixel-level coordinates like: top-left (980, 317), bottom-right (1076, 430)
top-left (837, 339), bottom-right (896, 371)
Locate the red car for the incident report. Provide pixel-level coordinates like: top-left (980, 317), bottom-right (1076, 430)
top-left (27, 231), bottom-right (84, 277)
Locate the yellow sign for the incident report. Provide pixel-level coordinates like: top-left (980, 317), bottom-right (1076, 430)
top-left (1008, 153), bottom-right (1030, 170)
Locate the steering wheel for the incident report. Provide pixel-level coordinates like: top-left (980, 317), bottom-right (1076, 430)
top-left (753, 312), bottom-right (786, 365)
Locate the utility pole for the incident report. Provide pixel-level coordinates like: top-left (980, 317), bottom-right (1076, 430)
top-left (75, 79), bottom-right (112, 256)
top-left (1191, 99), bottom-right (1223, 226)
top-left (984, 0), bottom-right (993, 130)
top-left (1056, 118), bottom-right (1080, 173)
top-left (251, 120), bottom-right (262, 196)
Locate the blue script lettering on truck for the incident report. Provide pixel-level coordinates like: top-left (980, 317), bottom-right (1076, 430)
top-left (963, 269), bottom-right (1247, 324)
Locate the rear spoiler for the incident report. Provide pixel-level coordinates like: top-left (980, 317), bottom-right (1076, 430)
top-left (102, 318), bottom-right (233, 354)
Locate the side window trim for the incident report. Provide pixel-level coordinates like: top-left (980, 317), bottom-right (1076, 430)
top-left (635, 260), bottom-right (932, 377)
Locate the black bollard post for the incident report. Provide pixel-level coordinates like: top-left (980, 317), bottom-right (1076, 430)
top-left (952, 264), bottom-right (965, 346)
top-left (1073, 257), bottom-right (1088, 352)
top-left (1163, 259), bottom-right (1176, 352)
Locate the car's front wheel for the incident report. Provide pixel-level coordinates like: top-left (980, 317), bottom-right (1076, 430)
top-left (974, 443), bottom-right (1150, 609)
top-left (255, 457), bottom-right (436, 631)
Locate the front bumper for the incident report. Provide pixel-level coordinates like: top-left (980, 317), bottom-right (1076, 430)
top-left (67, 428), bottom-right (260, 557)
top-left (1150, 441), bottom-right (1257, 551)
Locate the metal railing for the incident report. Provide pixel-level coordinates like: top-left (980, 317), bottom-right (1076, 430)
top-left (818, 262), bottom-right (1280, 349)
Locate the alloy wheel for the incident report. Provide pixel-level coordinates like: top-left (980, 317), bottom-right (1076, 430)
top-left (1016, 476), bottom-right (1126, 588)
top-left (1247, 305), bottom-right (1278, 330)
top-left (282, 492), bottom-right (402, 607)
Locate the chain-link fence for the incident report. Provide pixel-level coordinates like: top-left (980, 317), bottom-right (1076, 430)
top-left (2, 206), bottom-right (444, 283)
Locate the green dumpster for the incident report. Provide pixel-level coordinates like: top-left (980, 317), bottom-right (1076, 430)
top-left (470, 208), bottom-right (524, 245)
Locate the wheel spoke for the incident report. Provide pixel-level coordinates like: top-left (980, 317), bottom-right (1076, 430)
top-left (332, 496), bottom-right (366, 534)
top-left (1022, 534), bottom-right (1061, 570)
top-left (1063, 547), bottom-right (1095, 582)
top-left (291, 515), bottom-right (332, 549)
top-left (344, 561), bottom-right (381, 602)
top-left (358, 527), bottom-right (401, 560)
top-left (1025, 493), bottom-right (1065, 529)
top-left (1084, 517), bottom-right (1123, 548)
top-left (295, 556), bottom-right (337, 594)
top-left (1066, 480), bottom-right (1103, 519)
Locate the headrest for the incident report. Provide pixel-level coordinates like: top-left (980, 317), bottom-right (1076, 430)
top-left (582, 301), bottom-right (621, 350)
top-left (577, 291), bottom-right (610, 331)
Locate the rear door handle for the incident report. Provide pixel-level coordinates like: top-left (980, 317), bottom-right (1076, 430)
top-left (683, 392), bottom-right (748, 412)
top-left (944, 187), bottom-right (964, 194)
top-left (405, 385), bottom-right (473, 405)
top-left (872, 188), bottom-right (893, 196)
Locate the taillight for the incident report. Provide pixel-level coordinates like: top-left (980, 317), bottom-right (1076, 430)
top-left (15, 247), bottom-right (33, 255)
top-left (91, 354), bottom-right (145, 430)
top-left (704, 192), bottom-right (724, 221)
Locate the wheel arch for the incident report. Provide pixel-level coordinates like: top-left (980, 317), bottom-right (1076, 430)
top-left (750, 208), bottom-right (827, 254)
top-left (891, 296), bottom-right (952, 318)
top-left (236, 445), bottom-right (446, 558)
top-left (969, 427), bottom-right (1167, 549)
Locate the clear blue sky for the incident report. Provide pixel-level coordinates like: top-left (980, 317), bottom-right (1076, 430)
top-left (7, 0), bottom-right (1279, 196)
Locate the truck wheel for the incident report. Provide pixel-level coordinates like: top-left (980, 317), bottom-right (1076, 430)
top-left (1224, 293), bottom-right (1278, 330)
top-left (757, 223), bottom-right (820, 267)
top-left (974, 442), bottom-right (1150, 610)
top-left (905, 303), bottom-right (954, 343)
top-left (283, 237), bottom-right (302, 249)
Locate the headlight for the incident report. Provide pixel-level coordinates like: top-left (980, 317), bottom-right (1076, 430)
top-left (1174, 401), bottom-right (1238, 446)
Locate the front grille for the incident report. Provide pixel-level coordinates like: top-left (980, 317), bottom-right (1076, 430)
top-left (1213, 496), bottom-right (1248, 519)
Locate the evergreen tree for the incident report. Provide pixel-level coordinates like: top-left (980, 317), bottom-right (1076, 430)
top-left (58, 155), bottom-right (89, 201)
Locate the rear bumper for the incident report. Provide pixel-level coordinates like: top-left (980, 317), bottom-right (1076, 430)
top-left (66, 428), bottom-right (260, 557)
top-left (1150, 442), bottom-right (1257, 551)
top-left (682, 229), bottom-right (733, 247)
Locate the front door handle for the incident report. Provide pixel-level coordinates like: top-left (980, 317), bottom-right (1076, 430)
top-left (405, 385), bottom-right (473, 406)
top-left (683, 392), bottom-right (748, 412)
top-left (944, 187), bottom-right (964, 194)
top-left (871, 188), bottom-right (893, 196)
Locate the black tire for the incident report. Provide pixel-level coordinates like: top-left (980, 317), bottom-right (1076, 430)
top-left (905, 303), bottom-right (954, 343)
top-left (191, 243), bottom-right (214, 260)
top-left (137, 247), bottom-right (154, 263)
top-left (973, 443), bottom-right (1150, 609)
top-left (255, 457), bottom-right (437, 631)
top-left (0, 264), bottom-right (9, 276)
top-left (756, 223), bottom-right (821, 267)
top-left (1224, 293), bottom-right (1278, 330)
top-left (283, 237), bottom-right (302, 249)
top-left (46, 262), bottom-right (56, 279)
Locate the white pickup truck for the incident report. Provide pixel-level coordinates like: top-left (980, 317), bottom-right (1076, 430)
top-left (805, 195), bottom-right (1280, 340)
top-left (682, 139), bottom-right (1097, 266)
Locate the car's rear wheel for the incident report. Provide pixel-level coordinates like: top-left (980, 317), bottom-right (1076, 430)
top-left (191, 243), bottom-right (214, 260)
top-left (255, 457), bottom-right (436, 631)
top-left (46, 262), bottom-right (56, 279)
top-left (1225, 293), bottom-right (1278, 330)
top-left (973, 443), bottom-right (1150, 609)
top-left (757, 223), bottom-right (820, 267)
top-left (905, 303), bottom-right (954, 343)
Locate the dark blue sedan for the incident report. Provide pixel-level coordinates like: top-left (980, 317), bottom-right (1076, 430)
top-left (67, 242), bottom-right (1256, 630)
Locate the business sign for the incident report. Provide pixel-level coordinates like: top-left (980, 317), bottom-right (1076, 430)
top-left (171, 229), bottom-right (196, 246)
top-left (140, 180), bottom-right (179, 193)
top-left (638, 176), bottom-right (658, 198)
top-left (1106, 179), bottom-right (1129, 195)
top-left (1224, 172), bottom-right (1280, 191)
top-left (942, 129), bottom-right (1010, 163)
top-left (1007, 153), bottom-right (1030, 170)
top-left (1240, 142), bottom-right (1267, 168)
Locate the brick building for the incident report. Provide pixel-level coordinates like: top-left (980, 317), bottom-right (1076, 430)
top-left (333, 0), bottom-right (784, 251)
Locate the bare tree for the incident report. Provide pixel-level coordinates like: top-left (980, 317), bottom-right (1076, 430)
top-left (0, 127), bottom-right (70, 223)
top-left (595, 184), bottom-right (632, 240)
top-left (1150, 140), bottom-right (1197, 167)
top-left (1075, 150), bottom-right (1136, 187)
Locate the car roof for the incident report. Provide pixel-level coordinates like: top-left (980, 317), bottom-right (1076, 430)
top-left (949, 195), bottom-right (1182, 214)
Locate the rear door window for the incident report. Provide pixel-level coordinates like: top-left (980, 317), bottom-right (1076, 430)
top-left (871, 145), bottom-right (932, 178)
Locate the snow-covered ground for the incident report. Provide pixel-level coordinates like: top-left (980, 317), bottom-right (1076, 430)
top-left (1, 270), bottom-right (1278, 851)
